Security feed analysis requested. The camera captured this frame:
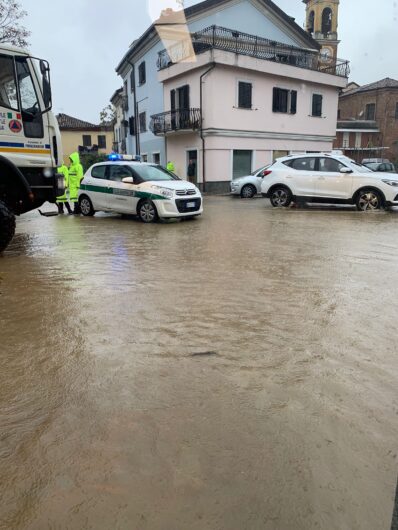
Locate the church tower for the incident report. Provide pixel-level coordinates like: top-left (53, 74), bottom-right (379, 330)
top-left (303, 0), bottom-right (340, 63)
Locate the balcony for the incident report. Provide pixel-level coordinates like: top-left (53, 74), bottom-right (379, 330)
top-left (150, 108), bottom-right (201, 136)
top-left (157, 25), bottom-right (350, 78)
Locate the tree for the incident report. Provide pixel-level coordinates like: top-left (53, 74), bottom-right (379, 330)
top-left (0, 0), bottom-right (30, 48)
top-left (100, 104), bottom-right (116, 125)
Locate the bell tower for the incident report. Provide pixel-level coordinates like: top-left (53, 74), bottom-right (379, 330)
top-left (303, 0), bottom-right (340, 62)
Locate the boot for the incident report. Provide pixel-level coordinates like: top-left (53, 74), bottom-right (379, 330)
top-left (57, 203), bottom-right (64, 214)
top-left (73, 204), bottom-right (81, 215)
top-left (65, 202), bottom-right (73, 215)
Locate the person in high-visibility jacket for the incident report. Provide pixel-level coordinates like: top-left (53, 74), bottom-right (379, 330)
top-left (56, 164), bottom-right (72, 214)
top-left (166, 161), bottom-right (175, 173)
top-left (68, 152), bottom-right (84, 214)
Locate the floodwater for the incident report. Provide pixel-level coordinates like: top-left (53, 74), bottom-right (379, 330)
top-left (0, 197), bottom-right (397, 530)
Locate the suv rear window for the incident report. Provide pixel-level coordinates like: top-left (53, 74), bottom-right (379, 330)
top-left (91, 165), bottom-right (107, 179)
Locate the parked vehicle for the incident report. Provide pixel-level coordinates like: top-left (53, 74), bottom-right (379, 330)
top-left (78, 158), bottom-right (203, 222)
top-left (230, 166), bottom-right (272, 198)
top-left (261, 153), bottom-right (398, 211)
top-left (361, 158), bottom-right (390, 165)
top-left (0, 44), bottom-right (64, 252)
top-left (362, 161), bottom-right (396, 173)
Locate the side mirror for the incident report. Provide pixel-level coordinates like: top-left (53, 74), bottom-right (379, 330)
top-left (122, 177), bottom-right (134, 184)
top-left (340, 167), bottom-right (353, 174)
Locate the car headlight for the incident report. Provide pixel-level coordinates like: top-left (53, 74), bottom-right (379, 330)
top-left (382, 180), bottom-right (398, 187)
top-left (151, 185), bottom-right (174, 199)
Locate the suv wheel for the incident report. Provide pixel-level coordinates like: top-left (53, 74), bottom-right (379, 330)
top-left (241, 185), bottom-right (256, 199)
top-left (0, 201), bottom-right (16, 252)
top-left (356, 189), bottom-right (382, 211)
top-left (270, 186), bottom-right (292, 208)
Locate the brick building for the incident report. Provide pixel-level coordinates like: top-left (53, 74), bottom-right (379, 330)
top-left (335, 78), bottom-right (398, 163)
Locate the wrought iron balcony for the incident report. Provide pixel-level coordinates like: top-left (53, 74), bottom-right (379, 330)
top-left (150, 108), bottom-right (201, 136)
top-left (157, 25), bottom-right (350, 78)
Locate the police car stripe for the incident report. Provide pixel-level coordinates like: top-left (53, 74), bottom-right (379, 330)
top-left (80, 184), bottom-right (168, 201)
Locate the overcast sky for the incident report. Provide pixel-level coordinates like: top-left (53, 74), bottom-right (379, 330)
top-left (21, 0), bottom-right (398, 123)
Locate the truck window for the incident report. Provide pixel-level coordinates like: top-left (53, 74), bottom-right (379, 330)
top-left (0, 55), bottom-right (19, 111)
top-left (15, 57), bottom-right (44, 139)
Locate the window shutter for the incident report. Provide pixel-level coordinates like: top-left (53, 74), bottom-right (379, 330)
top-left (272, 87), bottom-right (279, 112)
top-left (129, 116), bottom-right (135, 136)
top-left (170, 89), bottom-right (176, 111)
top-left (312, 94), bottom-right (323, 117)
top-left (239, 82), bottom-right (252, 109)
top-left (290, 90), bottom-right (297, 114)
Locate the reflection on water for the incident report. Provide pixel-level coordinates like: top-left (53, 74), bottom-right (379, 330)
top-left (1, 199), bottom-right (397, 530)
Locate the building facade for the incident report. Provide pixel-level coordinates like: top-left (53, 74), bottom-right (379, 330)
top-left (336, 78), bottom-right (398, 163)
top-left (110, 88), bottom-right (126, 154)
top-left (57, 114), bottom-right (113, 165)
top-left (115, 0), bottom-right (348, 191)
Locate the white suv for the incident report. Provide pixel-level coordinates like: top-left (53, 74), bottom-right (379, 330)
top-left (261, 153), bottom-right (398, 211)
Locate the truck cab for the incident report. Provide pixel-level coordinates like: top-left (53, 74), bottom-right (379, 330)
top-left (0, 44), bottom-right (64, 251)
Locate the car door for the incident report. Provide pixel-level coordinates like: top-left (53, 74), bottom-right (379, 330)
top-left (315, 157), bottom-right (353, 199)
top-left (284, 157), bottom-right (318, 197)
top-left (82, 164), bottom-right (109, 210)
top-left (107, 164), bottom-right (137, 213)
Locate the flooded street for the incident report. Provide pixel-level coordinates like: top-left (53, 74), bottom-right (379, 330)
top-left (1, 197), bottom-right (397, 530)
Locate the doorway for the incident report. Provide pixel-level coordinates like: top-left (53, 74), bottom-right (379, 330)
top-left (186, 150), bottom-right (198, 184)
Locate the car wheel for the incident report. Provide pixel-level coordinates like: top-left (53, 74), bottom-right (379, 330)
top-left (79, 196), bottom-right (95, 216)
top-left (241, 185), bottom-right (256, 199)
top-left (138, 200), bottom-right (158, 223)
top-left (356, 189), bottom-right (383, 211)
top-left (269, 186), bottom-right (292, 208)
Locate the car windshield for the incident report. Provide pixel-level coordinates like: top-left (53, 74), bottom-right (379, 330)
top-left (251, 165), bottom-right (270, 176)
top-left (131, 164), bottom-right (181, 181)
top-left (346, 160), bottom-right (373, 173)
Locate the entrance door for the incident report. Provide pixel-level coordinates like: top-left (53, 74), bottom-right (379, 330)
top-left (187, 150), bottom-right (198, 184)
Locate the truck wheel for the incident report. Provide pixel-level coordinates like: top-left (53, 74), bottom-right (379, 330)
top-left (0, 201), bottom-right (16, 253)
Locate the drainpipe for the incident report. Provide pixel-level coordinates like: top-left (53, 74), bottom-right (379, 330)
top-left (200, 62), bottom-right (216, 193)
top-left (128, 59), bottom-right (140, 156)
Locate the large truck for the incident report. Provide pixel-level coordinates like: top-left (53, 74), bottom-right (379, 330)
top-left (0, 44), bottom-right (64, 252)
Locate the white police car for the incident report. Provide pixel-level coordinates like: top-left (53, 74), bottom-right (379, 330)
top-left (78, 156), bottom-right (203, 222)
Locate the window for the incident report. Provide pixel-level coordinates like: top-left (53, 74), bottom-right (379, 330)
top-left (238, 82), bottom-right (252, 109)
top-left (91, 165), bottom-right (107, 179)
top-left (337, 109), bottom-right (341, 119)
top-left (395, 103), bottom-right (398, 119)
top-left (273, 88), bottom-right (297, 114)
top-left (308, 10), bottom-right (315, 33)
top-left (138, 62), bottom-right (146, 85)
top-left (284, 157), bottom-right (316, 171)
top-left (0, 55), bottom-right (18, 110)
top-left (109, 165), bottom-right (132, 181)
top-left (233, 150), bottom-right (252, 179)
top-left (153, 153), bottom-right (160, 164)
top-left (98, 135), bottom-right (106, 149)
top-left (355, 132), bottom-right (362, 148)
top-left (319, 157), bottom-right (345, 172)
top-left (129, 116), bottom-right (136, 136)
top-left (139, 112), bottom-right (147, 133)
top-left (343, 132), bottom-right (349, 148)
top-left (130, 69), bottom-right (135, 93)
top-left (141, 154), bottom-right (148, 163)
top-left (365, 103), bottom-right (375, 120)
top-left (83, 135), bottom-right (92, 147)
top-left (16, 58), bottom-right (43, 138)
top-left (312, 94), bottom-right (323, 117)
top-left (322, 7), bottom-right (332, 35)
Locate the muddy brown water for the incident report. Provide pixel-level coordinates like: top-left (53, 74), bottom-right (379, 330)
top-left (0, 197), bottom-right (397, 530)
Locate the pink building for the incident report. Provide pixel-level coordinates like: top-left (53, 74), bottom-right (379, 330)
top-left (150, 26), bottom-right (348, 193)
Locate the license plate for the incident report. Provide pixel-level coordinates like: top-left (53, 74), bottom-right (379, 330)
top-left (186, 201), bottom-right (196, 208)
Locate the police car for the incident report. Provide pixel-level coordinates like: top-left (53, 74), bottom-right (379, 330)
top-left (78, 155), bottom-right (203, 222)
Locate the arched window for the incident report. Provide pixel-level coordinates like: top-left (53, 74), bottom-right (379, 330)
top-left (322, 7), bottom-right (332, 35)
top-left (308, 10), bottom-right (315, 33)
